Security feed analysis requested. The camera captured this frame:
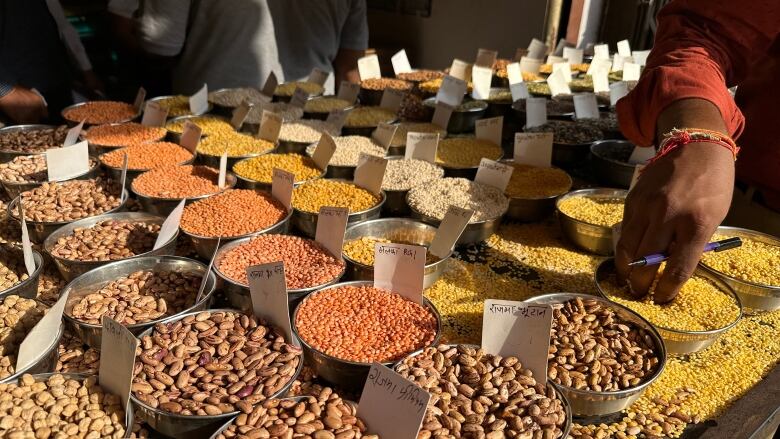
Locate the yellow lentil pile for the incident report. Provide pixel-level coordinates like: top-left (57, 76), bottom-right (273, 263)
top-left (558, 194), bottom-right (625, 227)
top-left (389, 122), bottom-right (446, 147)
top-left (292, 179), bottom-right (380, 214)
top-left (505, 164), bottom-right (572, 198)
top-left (419, 78), bottom-right (473, 94)
top-left (197, 132), bottom-right (275, 157)
top-left (344, 106), bottom-right (396, 128)
top-left (165, 116), bottom-right (232, 134)
top-left (701, 233), bottom-right (780, 286)
top-left (435, 137), bottom-right (502, 168)
top-left (304, 97), bottom-right (351, 113)
top-left (343, 236), bottom-right (438, 266)
top-left (153, 95), bottom-right (193, 117)
top-left (274, 81), bottom-right (324, 97)
top-left (233, 153), bottom-right (322, 184)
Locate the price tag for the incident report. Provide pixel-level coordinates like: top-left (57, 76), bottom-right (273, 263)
top-left (230, 100), bottom-right (253, 130)
top-left (630, 164), bottom-right (645, 190)
top-left (525, 97), bottom-right (548, 128)
top-left (587, 57), bottom-right (612, 76)
top-left (391, 49), bottom-right (412, 75)
top-left (179, 121), bottom-right (202, 154)
top-left (623, 62), bottom-right (641, 81)
top-left (592, 68), bottom-right (611, 93)
top-left (63, 121), bottom-right (84, 147)
top-left (474, 158), bottom-right (513, 192)
top-left (514, 132), bottom-right (554, 168)
top-left (380, 88), bottom-right (405, 112)
top-left (510, 82), bottom-right (529, 102)
top-left (429, 206), bottom-right (474, 258)
top-left (431, 101), bottom-right (454, 130)
top-left (628, 146), bottom-right (656, 165)
top-left (372, 122), bottom-right (398, 150)
top-left (247, 262), bottom-right (294, 343)
top-left (308, 68), bottom-right (330, 86)
top-left (153, 199), bottom-right (184, 250)
top-left (142, 101), bottom-right (168, 127)
top-left (552, 62), bottom-right (572, 83)
top-left (632, 50), bottom-right (651, 67)
top-left (617, 39), bottom-right (632, 57)
top-left (196, 238), bottom-right (220, 304)
top-left (17, 291), bottom-right (68, 373)
top-left (471, 65), bottom-right (493, 100)
top-left (519, 56), bottom-right (542, 74)
top-left (133, 87), bottom-right (147, 112)
top-left (553, 38), bottom-right (568, 56)
top-left (475, 48), bottom-right (498, 68)
top-left (100, 316), bottom-right (140, 412)
top-left (475, 116), bottom-right (503, 146)
top-left (119, 152), bottom-right (129, 201)
top-left (546, 55), bottom-right (567, 65)
top-left (337, 81), bottom-right (361, 104)
top-left (611, 222), bottom-right (622, 254)
top-left (527, 38), bottom-right (548, 60)
top-left (258, 110), bottom-right (283, 143)
top-left (573, 93), bottom-right (600, 119)
top-left (546, 68), bottom-right (571, 96)
top-left (290, 87), bottom-right (309, 108)
top-left (315, 206), bottom-right (348, 259)
top-left (436, 75), bottom-right (467, 106)
top-left (507, 62), bottom-right (523, 85)
top-left (262, 72), bottom-right (279, 98)
top-left (357, 363), bottom-right (431, 439)
top-left (218, 151), bottom-right (228, 189)
top-left (325, 108), bottom-right (351, 132)
top-left (563, 47), bottom-right (584, 65)
top-left (612, 54), bottom-right (632, 72)
top-left (46, 141), bottom-right (89, 181)
top-left (358, 54), bottom-right (381, 81)
top-left (189, 84), bottom-right (209, 115)
top-left (482, 299), bottom-right (553, 384)
top-left (18, 201), bottom-right (34, 276)
top-left (448, 59), bottom-right (472, 81)
top-left (312, 133), bottom-right (337, 170)
top-left (593, 44), bottom-right (609, 59)
top-left (610, 81), bottom-right (629, 106)
top-left (374, 242), bottom-right (426, 304)
top-left (405, 132), bottom-right (439, 163)
top-left (272, 168), bottom-right (294, 210)
top-left (354, 154), bottom-right (387, 196)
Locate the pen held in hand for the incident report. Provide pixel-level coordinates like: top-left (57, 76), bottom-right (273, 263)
top-left (628, 237), bottom-right (742, 267)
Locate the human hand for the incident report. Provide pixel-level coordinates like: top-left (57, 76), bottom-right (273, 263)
top-left (0, 86), bottom-right (48, 123)
top-left (615, 142), bottom-right (734, 302)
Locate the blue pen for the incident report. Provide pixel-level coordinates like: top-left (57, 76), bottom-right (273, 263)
top-left (628, 237), bottom-right (742, 267)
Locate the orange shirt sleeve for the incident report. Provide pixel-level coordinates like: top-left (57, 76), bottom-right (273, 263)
top-left (616, 0), bottom-right (779, 146)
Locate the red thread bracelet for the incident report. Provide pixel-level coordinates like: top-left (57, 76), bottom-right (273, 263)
top-left (646, 128), bottom-right (739, 169)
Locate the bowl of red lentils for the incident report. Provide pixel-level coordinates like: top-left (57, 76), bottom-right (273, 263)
top-left (292, 280), bottom-right (441, 390)
top-left (61, 101), bottom-right (140, 127)
top-left (83, 123), bottom-right (168, 156)
top-left (99, 141), bottom-right (195, 191)
top-left (290, 179), bottom-right (385, 238)
top-left (131, 165), bottom-right (237, 216)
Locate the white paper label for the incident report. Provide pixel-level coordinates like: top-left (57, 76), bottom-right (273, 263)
top-left (179, 121), bottom-right (202, 154)
top-left (354, 154), bottom-right (387, 195)
top-left (189, 84), bottom-right (209, 115)
top-left (405, 132), bottom-right (439, 163)
top-left (525, 97), bottom-right (548, 128)
top-left (46, 141), bottom-right (89, 181)
top-left (337, 81), bottom-right (361, 104)
top-left (391, 49), bottom-right (413, 75)
top-left (587, 58), bottom-right (612, 76)
top-left (100, 316), bottom-right (139, 412)
top-left (247, 262), bottom-right (293, 343)
top-left (271, 168), bottom-right (294, 210)
top-left (482, 299), bottom-right (552, 384)
top-left (315, 206), bottom-right (348, 259)
top-left (431, 101), bottom-right (454, 129)
top-left (592, 68), bottom-right (610, 93)
top-left (17, 291), bottom-right (67, 372)
top-left (475, 48), bottom-right (498, 68)
top-left (617, 39), bottom-right (632, 57)
top-left (20, 211), bottom-right (34, 276)
top-left (64, 121), bottom-right (83, 147)
top-left (429, 206), bottom-right (474, 258)
top-left (133, 87), bottom-right (146, 112)
top-left (593, 44), bottom-right (610, 59)
top-left (154, 199), bottom-right (184, 250)
top-left (507, 62), bottom-right (523, 85)
top-left (546, 69), bottom-right (571, 96)
top-left (563, 47), bottom-right (584, 65)
top-left (258, 110), bottom-right (283, 143)
top-left (552, 62), bottom-right (573, 83)
top-left (630, 164), bottom-right (646, 190)
top-left (119, 152), bottom-right (129, 202)
top-left (449, 59), bottom-right (472, 82)
top-left (573, 93), bottom-right (600, 119)
top-left (308, 68), bottom-right (330, 86)
top-left (142, 101), bottom-right (169, 127)
top-left (609, 81), bottom-right (629, 106)
top-left (514, 132), bottom-right (554, 168)
top-left (612, 54), bottom-right (633, 72)
top-left (474, 158), bottom-right (513, 192)
top-left (312, 133), bottom-right (336, 170)
top-left (373, 242), bottom-right (426, 304)
top-left (510, 82), bottom-right (529, 102)
top-left (519, 56), bottom-right (542, 74)
top-left (622, 62), bottom-right (642, 81)
top-left (230, 100), bottom-right (253, 130)
top-left (358, 54), bottom-right (382, 81)
top-left (290, 88), bottom-right (309, 108)
top-left (372, 122), bottom-right (398, 150)
top-left (475, 116), bottom-right (503, 146)
top-left (628, 146), bottom-right (656, 165)
top-left (218, 151), bottom-right (228, 189)
top-left (325, 108), bottom-right (351, 132)
top-left (436, 76), bottom-right (467, 107)
top-left (196, 238), bottom-right (220, 303)
top-left (546, 55), bottom-right (567, 65)
top-left (471, 65), bottom-right (493, 100)
top-left (262, 72), bottom-right (279, 98)
top-left (527, 38), bottom-right (548, 60)
top-left (632, 50), bottom-right (651, 67)
top-left (380, 89), bottom-right (405, 112)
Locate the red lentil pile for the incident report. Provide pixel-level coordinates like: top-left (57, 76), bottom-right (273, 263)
top-left (295, 284), bottom-right (438, 363)
top-left (63, 101), bottom-right (137, 125)
top-left (132, 165), bottom-right (223, 199)
top-left (100, 142), bottom-right (193, 170)
top-left (84, 123), bottom-right (166, 147)
top-left (180, 189), bottom-right (287, 237)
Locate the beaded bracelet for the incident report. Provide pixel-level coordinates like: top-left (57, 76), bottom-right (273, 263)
top-left (647, 128), bottom-right (739, 168)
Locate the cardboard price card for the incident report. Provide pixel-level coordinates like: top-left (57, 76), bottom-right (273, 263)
top-left (189, 83), bottom-right (209, 116)
top-left (592, 68), bottom-right (610, 94)
top-left (628, 146), bottom-right (656, 165)
top-left (573, 93), bottom-right (600, 120)
top-left (471, 65), bottom-right (492, 100)
top-left (247, 262), bottom-right (294, 343)
top-left (142, 101), bottom-right (169, 127)
top-left (546, 55), bottom-right (567, 65)
top-left (405, 132), bottom-right (439, 163)
top-left (19, 201), bottom-right (35, 276)
top-left (179, 121), bottom-right (202, 154)
top-left (482, 299), bottom-right (553, 384)
top-left (133, 87), bottom-right (147, 112)
top-left (63, 121), bottom-right (84, 147)
top-left (475, 116), bottom-right (503, 147)
top-left (617, 39), bottom-right (632, 57)
top-left (514, 132), bottom-right (553, 168)
top-left (428, 206), bottom-right (474, 259)
top-left (46, 140), bottom-right (90, 181)
top-left (17, 291), bottom-right (68, 373)
top-left (218, 151), bottom-right (228, 189)
top-left (546, 69), bottom-right (571, 97)
top-left (527, 38), bottom-right (548, 60)
top-left (593, 44), bottom-right (610, 59)
top-left (354, 154), bottom-right (387, 196)
top-left (562, 47), bottom-right (584, 65)
top-left (510, 82), bottom-right (529, 102)
top-left (272, 168), bottom-right (294, 210)
top-left (552, 62), bottom-right (573, 83)
top-left (312, 133), bottom-right (337, 170)
top-left (436, 76), bottom-right (467, 107)
top-left (120, 152), bottom-right (129, 202)
top-left (262, 72), bottom-right (279, 98)
top-left (475, 48), bottom-right (498, 68)
top-left (315, 206), bottom-right (349, 259)
top-left (357, 363), bottom-right (431, 439)
top-left (622, 62), bottom-right (642, 81)
top-left (448, 59), bottom-right (472, 82)
top-left (100, 316), bottom-right (140, 412)
top-left (506, 62), bottom-right (523, 85)
top-left (290, 88), bottom-right (310, 109)
top-left (525, 97), bottom-right (548, 128)
top-left (372, 122), bottom-right (398, 150)
top-left (196, 237), bottom-right (221, 304)
top-left (308, 68), bottom-right (330, 86)
top-left (391, 49), bottom-right (412, 75)
top-left (373, 242), bottom-right (426, 304)
top-left (632, 50), bottom-right (651, 67)
top-left (474, 158), bottom-right (514, 192)
top-left (154, 199), bottom-right (184, 250)
top-left (358, 54), bottom-right (381, 81)
top-left (380, 88), bottom-right (405, 113)
top-left (230, 100), bottom-right (253, 130)
top-left (258, 110), bottom-right (283, 143)
top-left (610, 82), bottom-right (629, 106)
top-left (519, 57), bottom-right (542, 74)
top-left (325, 108), bottom-right (351, 132)
top-left (337, 81), bottom-right (361, 104)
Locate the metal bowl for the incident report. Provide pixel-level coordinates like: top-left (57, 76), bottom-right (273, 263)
top-left (196, 147), bottom-right (276, 171)
top-left (277, 139), bottom-right (311, 155)
top-left (303, 96), bottom-right (356, 120)
top-left (555, 188), bottom-right (627, 255)
top-left (380, 155), bottom-right (445, 216)
top-left (61, 255), bottom-right (216, 348)
top-left (439, 150), bottom-right (504, 180)
top-left (0, 157), bottom-right (101, 200)
top-left (698, 226), bottom-right (780, 312)
top-left (342, 218), bottom-right (452, 289)
top-left (511, 101), bottom-right (575, 127)
top-left (595, 258), bottom-right (743, 355)
top-left (164, 115), bottom-right (229, 144)
top-left (43, 212), bottom-right (176, 281)
top-left (423, 97), bottom-right (488, 134)
top-left (85, 123), bottom-right (168, 156)
top-left (292, 185), bottom-right (386, 238)
top-left (233, 161), bottom-right (327, 192)
top-left (132, 172), bottom-right (237, 217)
top-left (61, 101), bottom-right (141, 127)
top-left (148, 95), bottom-right (213, 119)
top-left (130, 308), bottom-right (302, 438)
top-left (524, 293), bottom-right (667, 416)
top-left (407, 195), bottom-right (507, 245)
top-left (6, 189), bottom-right (129, 243)
top-left (0, 306), bottom-right (63, 384)
top-left (502, 160), bottom-right (573, 222)
top-left (211, 236), bottom-right (346, 311)
top-left (101, 151), bottom-right (196, 192)
top-left (292, 280), bottom-right (441, 391)
top-left (0, 124), bottom-right (59, 163)
top-left (485, 87), bottom-right (513, 118)
top-left (0, 248), bottom-right (44, 301)
top-left (589, 140), bottom-right (639, 189)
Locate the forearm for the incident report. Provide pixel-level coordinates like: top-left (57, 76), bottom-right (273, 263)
top-left (656, 98), bottom-right (729, 139)
top-left (334, 48), bottom-right (363, 87)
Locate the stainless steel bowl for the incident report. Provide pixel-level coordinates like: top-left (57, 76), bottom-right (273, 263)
top-left (485, 87), bottom-right (513, 118)
top-left (233, 160), bottom-right (327, 192)
top-left (524, 293), bottom-right (667, 416)
top-left (43, 212), bottom-right (176, 281)
top-left (85, 122), bottom-right (168, 156)
top-left (132, 172), bottom-right (237, 217)
top-left (423, 97), bottom-right (488, 134)
top-left (589, 140), bottom-right (640, 189)
top-left (302, 97), bottom-right (356, 120)
top-left (148, 95), bottom-right (213, 119)
top-left (197, 145), bottom-right (276, 171)
top-left (130, 308), bottom-right (302, 438)
top-left (212, 236), bottom-right (346, 311)
top-left (209, 396), bottom-right (336, 439)
top-left (342, 218), bottom-right (452, 289)
top-left (206, 88), bottom-right (254, 116)
top-left (61, 101), bottom-right (141, 127)
top-left (408, 198), bottom-right (507, 245)
top-left (595, 258), bottom-right (743, 355)
top-left (7, 190), bottom-right (129, 243)
top-left (0, 124), bottom-right (58, 163)
top-left (0, 308), bottom-right (63, 384)
top-left (277, 139), bottom-right (310, 155)
top-left (292, 186), bottom-right (386, 238)
top-left (0, 248), bottom-right (44, 300)
top-left (0, 157), bottom-right (100, 199)
top-left (61, 255), bottom-right (216, 348)
top-left (699, 226), bottom-right (780, 312)
top-left (101, 150), bottom-right (195, 191)
top-left (556, 188), bottom-right (627, 255)
top-left (440, 150), bottom-right (504, 180)
top-left (292, 280), bottom-right (442, 391)
top-left (164, 115), bottom-right (229, 144)
top-left (502, 160), bottom-right (573, 222)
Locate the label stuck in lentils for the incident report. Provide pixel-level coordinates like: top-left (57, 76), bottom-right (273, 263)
top-left (132, 165), bottom-right (224, 199)
top-left (100, 142), bottom-right (193, 170)
top-left (17, 178), bottom-right (122, 223)
top-left (381, 158), bottom-right (444, 191)
top-left (49, 220), bottom-right (161, 262)
top-left (407, 177), bottom-right (509, 222)
top-left (274, 81), bottom-right (324, 97)
top-left (292, 179), bottom-right (380, 214)
top-left (524, 120), bottom-right (604, 144)
top-left (0, 295), bottom-right (47, 379)
top-left (505, 164), bottom-right (572, 199)
top-left (180, 189), bottom-right (286, 238)
top-left (84, 123), bottom-right (167, 148)
top-left (304, 96), bottom-right (352, 113)
top-left (343, 236), bottom-right (438, 266)
top-left (558, 195), bottom-right (624, 227)
top-left (295, 284), bottom-right (438, 363)
top-left (233, 153), bottom-right (322, 184)
top-left (0, 125), bottom-right (67, 153)
top-left (278, 120), bottom-right (338, 143)
top-left (389, 122), bottom-right (446, 147)
top-left (305, 135), bottom-right (385, 167)
top-left (153, 95), bottom-right (195, 117)
top-left (165, 116), bottom-right (232, 134)
top-left (435, 137), bottom-right (502, 168)
top-left (63, 101), bottom-right (138, 125)
top-left (0, 154), bottom-right (97, 183)
top-left (344, 107), bottom-right (396, 128)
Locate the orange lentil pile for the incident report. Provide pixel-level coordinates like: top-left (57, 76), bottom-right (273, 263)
top-left (180, 189), bottom-right (287, 237)
top-left (295, 285), bottom-right (438, 363)
top-left (84, 123), bottom-right (166, 147)
top-left (216, 235), bottom-right (344, 289)
top-left (63, 101), bottom-right (137, 125)
top-left (132, 165), bottom-right (223, 199)
top-left (100, 142), bottom-right (193, 170)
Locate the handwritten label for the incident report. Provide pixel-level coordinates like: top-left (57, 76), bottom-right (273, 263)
top-left (325, 108), bottom-right (351, 132)
top-left (308, 68), bottom-right (329, 86)
top-left (189, 84), bottom-right (209, 115)
top-left (196, 238), bottom-right (220, 304)
top-left (380, 88), bottom-right (405, 112)
top-left (230, 100), bottom-right (253, 130)
top-left (357, 363), bottom-right (431, 439)
top-left (471, 65), bottom-right (493, 100)
top-left (119, 152), bottom-right (129, 201)
top-left (258, 110), bottom-right (283, 143)
top-left (475, 48), bottom-right (498, 68)
top-left (448, 59), bottom-right (472, 82)
top-left (405, 132), bottom-right (439, 163)
top-left (391, 49), bottom-right (412, 75)
top-left (593, 44), bottom-right (609, 59)
top-left (63, 121), bottom-right (83, 147)
top-left (133, 87), bottom-right (146, 112)
top-left (628, 146), bottom-right (656, 165)
top-left (358, 54), bottom-right (381, 81)
top-left (482, 299), bottom-right (552, 383)
top-left (623, 62), bottom-right (641, 81)
top-left (141, 101), bottom-right (168, 127)
top-left (563, 47), bottom-right (584, 65)
top-left (46, 141), bottom-right (90, 181)
top-left (431, 101), bottom-right (454, 130)
top-left (100, 316), bottom-right (139, 412)
top-left (629, 164), bottom-right (645, 190)
top-left (609, 82), bottom-right (629, 106)
top-left (153, 199), bottom-right (184, 250)
top-left (270, 167), bottom-right (295, 210)
top-left (617, 39), bottom-right (632, 57)
top-left (436, 76), bottom-right (467, 107)
top-left (19, 201), bottom-right (34, 276)
top-left (429, 206), bottom-right (474, 258)
top-left (546, 55), bottom-right (567, 65)
top-left (514, 132), bottom-right (554, 168)
top-left (289, 87), bottom-right (309, 108)
top-left (262, 72), bottom-right (279, 98)
top-left (17, 291), bottom-right (67, 372)
top-left (475, 116), bottom-right (503, 146)
top-left (354, 154), bottom-right (387, 196)
top-left (592, 68), bottom-right (610, 93)
top-left (337, 81), bottom-right (361, 104)
top-left (525, 97), bottom-right (548, 128)
top-left (247, 262), bottom-right (293, 343)
top-left (179, 121), bottom-right (202, 154)
top-left (519, 56), bottom-right (542, 74)
top-left (573, 93), bottom-right (600, 119)
top-left (218, 151), bottom-right (228, 189)
top-left (312, 133), bottom-right (336, 170)
top-left (546, 69), bottom-right (571, 96)
top-left (527, 38), bottom-right (548, 60)
top-left (372, 122), bottom-right (398, 150)
top-left (474, 158), bottom-right (513, 192)
top-left (374, 242), bottom-right (426, 304)
top-left (315, 206), bottom-right (348, 259)
top-left (632, 50), bottom-right (651, 67)
top-left (552, 62), bottom-right (572, 83)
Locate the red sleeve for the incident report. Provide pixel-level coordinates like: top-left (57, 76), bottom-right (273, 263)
top-left (616, 0), bottom-right (779, 146)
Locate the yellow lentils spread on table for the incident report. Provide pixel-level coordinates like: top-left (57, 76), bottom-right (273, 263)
top-left (701, 233), bottom-right (780, 287)
top-left (558, 195), bottom-right (625, 227)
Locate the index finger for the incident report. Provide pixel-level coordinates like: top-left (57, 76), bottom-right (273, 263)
top-left (653, 224), bottom-right (711, 303)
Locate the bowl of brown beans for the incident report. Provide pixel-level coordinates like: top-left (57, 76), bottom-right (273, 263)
top-left (0, 154), bottom-right (101, 199)
top-left (83, 122), bottom-right (168, 156)
top-left (61, 101), bottom-right (141, 127)
top-left (0, 247), bottom-right (44, 301)
top-left (555, 188), bottom-right (627, 255)
top-left (291, 179), bottom-right (386, 238)
top-left (131, 165), bottom-right (237, 216)
top-left (523, 293), bottom-right (666, 416)
top-left (0, 296), bottom-right (63, 384)
top-left (99, 142), bottom-right (196, 191)
top-left (130, 309), bottom-right (303, 437)
top-left (0, 124), bottom-right (68, 163)
top-left (359, 77), bottom-right (413, 106)
top-left (292, 280), bottom-right (441, 390)
top-left (43, 212), bottom-right (175, 281)
top-left (60, 255), bottom-right (216, 348)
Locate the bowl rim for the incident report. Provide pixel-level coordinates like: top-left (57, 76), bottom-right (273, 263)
top-left (61, 101), bottom-right (141, 125)
top-left (179, 194), bottom-right (293, 240)
top-left (697, 225), bottom-right (780, 292)
top-left (130, 166), bottom-right (237, 202)
top-left (589, 139), bottom-right (639, 169)
top-left (0, 154), bottom-right (100, 187)
top-left (0, 124), bottom-right (62, 154)
top-left (291, 178), bottom-right (387, 217)
top-left (555, 187), bottom-right (627, 230)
